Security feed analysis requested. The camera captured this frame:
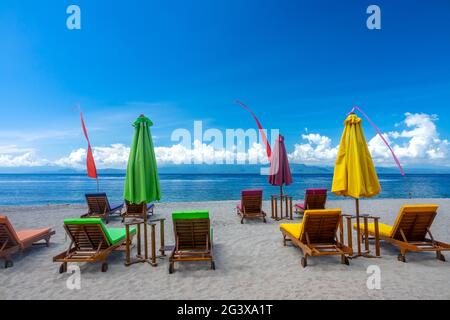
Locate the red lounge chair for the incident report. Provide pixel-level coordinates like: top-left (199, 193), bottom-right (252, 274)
top-left (295, 188), bottom-right (327, 216)
top-left (236, 189), bottom-right (267, 224)
top-left (0, 215), bottom-right (55, 268)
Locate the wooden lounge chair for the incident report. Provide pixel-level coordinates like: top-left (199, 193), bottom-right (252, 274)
top-left (294, 188), bottom-right (327, 215)
top-left (354, 204), bottom-right (450, 262)
top-left (169, 210), bottom-right (214, 273)
top-left (0, 215), bottom-right (55, 268)
top-left (236, 189), bottom-right (267, 224)
top-left (121, 201), bottom-right (155, 222)
top-left (53, 218), bottom-right (136, 272)
top-left (280, 209), bottom-right (352, 267)
top-left (80, 193), bottom-right (124, 224)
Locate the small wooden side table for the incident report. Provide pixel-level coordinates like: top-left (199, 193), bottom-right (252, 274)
top-left (271, 195), bottom-right (293, 220)
top-left (148, 217), bottom-right (166, 257)
top-left (343, 214), bottom-right (381, 258)
top-left (124, 218), bottom-right (145, 266)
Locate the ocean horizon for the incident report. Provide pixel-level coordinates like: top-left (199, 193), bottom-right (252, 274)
top-left (0, 173), bottom-right (448, 206)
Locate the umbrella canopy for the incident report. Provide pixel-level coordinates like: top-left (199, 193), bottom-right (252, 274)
top-left (123, 115), bottom-right (161, 204)
top-left (332, 113), bottom-right (381, 199)
top-left (268, 134), bottom-right (292, 191)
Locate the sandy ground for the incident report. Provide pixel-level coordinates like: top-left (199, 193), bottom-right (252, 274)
top-left (0, 198), bottom-right (449, 300)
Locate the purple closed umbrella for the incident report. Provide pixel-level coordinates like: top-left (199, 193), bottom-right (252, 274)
top-left (269, 135), bottom-right (293, 218)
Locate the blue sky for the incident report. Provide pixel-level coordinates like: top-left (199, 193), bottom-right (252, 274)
top-left (0, 0), bottom-right (449, 170)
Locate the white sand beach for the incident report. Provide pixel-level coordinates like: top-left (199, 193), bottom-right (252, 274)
top-left (0, 198), bottom-right (449, 300)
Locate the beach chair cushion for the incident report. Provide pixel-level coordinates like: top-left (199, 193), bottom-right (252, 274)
top-left (64, 218), bottom-right (135, 245)
top-left (295, 203), bottom-right (305, 210)
top-left (172, 210), bottom-right (209, 220)
top-left (280, 223), bottom-right (303, 239)
top-left (354, 204), bottom-right (439, 239)
top-left (353, 222), bottom-right (393, 238)
top-left (16, 228), bottom-right (53, 244)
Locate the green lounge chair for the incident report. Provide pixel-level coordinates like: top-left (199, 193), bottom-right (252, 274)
top-left (169, 210), bottom-right (214, 273)
top-left (53, 218), bottom-right (136, 272)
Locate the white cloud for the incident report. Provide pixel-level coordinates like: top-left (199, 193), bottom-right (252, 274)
top-left (1, 112), bottom-right (448, 169)
top-left (0, 152), bottom-right (48, 167)
top-left (54, 144), bottom-right (130, 169)
top-left (289, 112), bottom-right (449, 167)
top-left (289, 133), bottom-right (339, 164)
top-left (368, 113), bottom-right (449, 165)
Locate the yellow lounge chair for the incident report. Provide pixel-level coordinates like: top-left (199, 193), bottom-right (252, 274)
top-left (280, 209), bottom-right (352, 267)
top-left (354, 204), bottom-right (450, 262)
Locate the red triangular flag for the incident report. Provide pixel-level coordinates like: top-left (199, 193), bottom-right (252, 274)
top-left (80, 112), bottom-right (98, 179)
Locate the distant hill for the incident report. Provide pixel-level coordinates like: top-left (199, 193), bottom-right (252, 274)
top-left (0, 164), bottom-right (449, 174)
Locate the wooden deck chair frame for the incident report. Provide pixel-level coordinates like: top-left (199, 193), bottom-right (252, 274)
top-left (169, 211), bottom-right (214, 273)
top-left (81, 193), bottom-right (124, 224)
top-left (356, 204), bottom-right (450, 262)
top-left (121, 201), bottom-right (155, 222)
top-left (236, 190), bottom-right (267, 224)
top-left (280, 209), bottom-right (352, 267)
top-left (53, 219), bottom-right (134, 273)
top-left (0, 216), bottom-right (55, 268)
top-left (295, 189), bottom-right (327, 215)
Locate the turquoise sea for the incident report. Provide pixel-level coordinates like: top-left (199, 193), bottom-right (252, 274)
top-left (0, 174), bottom-right (448, 206)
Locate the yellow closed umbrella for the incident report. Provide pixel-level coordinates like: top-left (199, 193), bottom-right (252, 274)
top-left (332, 113), bottom-right (381, 256)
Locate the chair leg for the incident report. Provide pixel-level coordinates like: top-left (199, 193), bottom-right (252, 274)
top-left (341, 255), bottom-right (349, 265)
top-left (282, 234), bottom-right (287, 246)
top-left (241, 216), bottom-right (245, 224)
top-left (437, 251), bottom-right (446, 262)
top-left (301, 255), bottom-right (308, 268)
top-left (397, 249), bottom-right (407, 262)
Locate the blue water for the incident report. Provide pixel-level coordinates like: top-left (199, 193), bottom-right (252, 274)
top-left (0, 174), bottom-right (448, 205)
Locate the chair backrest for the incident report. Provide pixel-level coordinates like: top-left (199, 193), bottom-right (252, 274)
top-left (304, 188), bottom-right (327, 210)
top-left (241, 189), bottom-right (263, 214)
top-left (172, 211), bottom-right (210, 250)
top-left (64, 218), bottom-right (112, 250)
top-left (390, 205), bottom-right (438, 241)
top-left (0, 215), bottom-right (21, 249)
top-left (299, 209), bottom-right (341, 244)
top-left (85, 193), bottom-right (111, 214)
top-left (123, 201), bottom-right (146, 219)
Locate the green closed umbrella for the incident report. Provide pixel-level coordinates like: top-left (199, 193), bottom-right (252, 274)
top-left (124, 114), bottom-right (161, 262)
top-left (124, 115), bottom-right (161, 203)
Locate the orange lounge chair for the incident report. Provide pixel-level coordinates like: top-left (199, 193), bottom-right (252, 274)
top-left (294, 188), bottom-right (327, 215)
top-left (0, 215), bottom-right (55, 268)
top-left (236, 189), bottom-right (267, 224)
top-left (354, 204), bottom-right (450, 262)
top-left (280, 209), bottom-right (352, 267)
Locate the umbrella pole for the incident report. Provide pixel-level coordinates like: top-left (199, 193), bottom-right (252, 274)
top-left (143, 202), bottom-right (149, 261)
top-left (280, 185), bottom-right (283, 219)
top-left (355, 199), bottom-right (362, 256)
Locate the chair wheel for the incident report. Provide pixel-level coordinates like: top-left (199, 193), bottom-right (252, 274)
top-left (59, 263), bottom-right (67, 274)
top-left (5, 260), bottom-right (13, 268)
top-left (437, 252), bottom-right (446, 262)
top-left (101, 262), bottom-right (108, 272)
top-left (169, 263), bottom-right (174, 274)
top-left (211, 261), bottom-right (215, 270)
top-left (301, 257), bottom-right (307, 268)
top-left (397, 254), bottom-right (406, 263)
